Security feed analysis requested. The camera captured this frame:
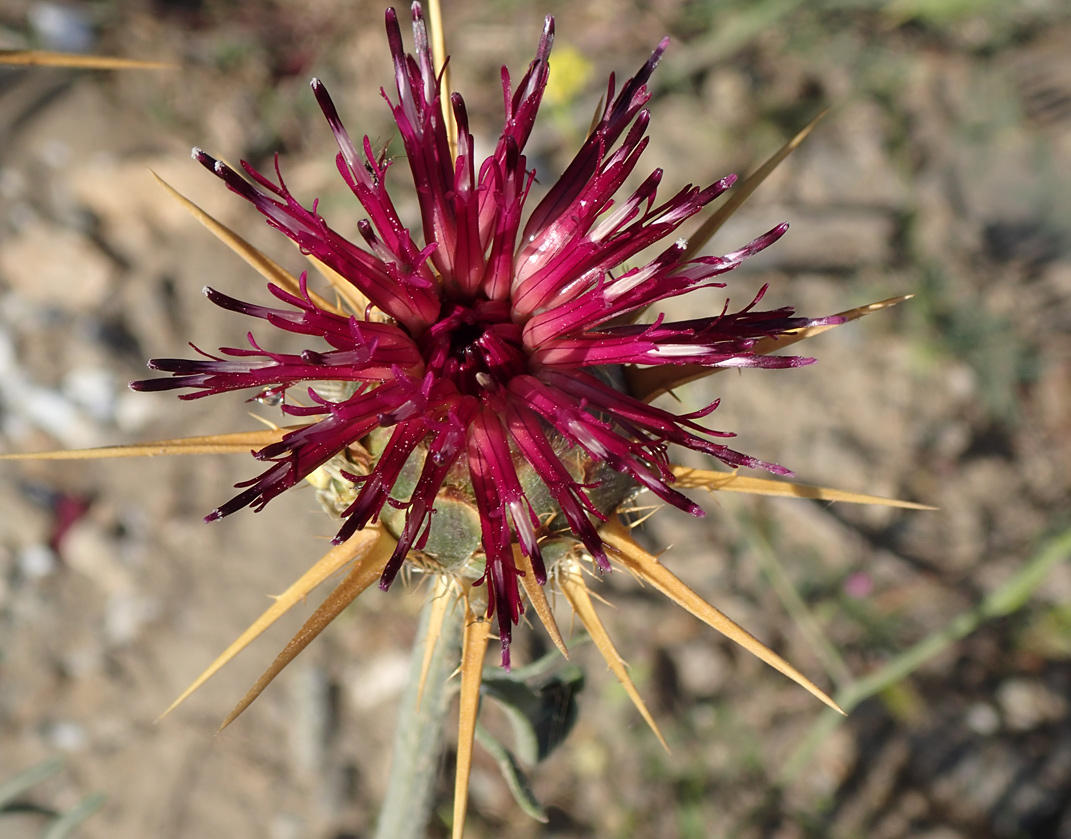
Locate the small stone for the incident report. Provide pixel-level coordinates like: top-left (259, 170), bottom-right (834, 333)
top-left (270, 814), bottom-right (306, 839)
top-left (61, 646), bottom-right (104, 679)
top-left (44, 720), bottom-right (88, 752)
top-left (996, 678), bottom-right (1068, 731)
top-left (29, 2), bottom-right (94, 53)
top-left (964, 702), bottom-right (1000, 736)
top-left (17, 544), bottom-right (57, 579)
top-left (64, 520), bottom-right (132, 596)
top-left (345, 652), bottom-right (410, 710)
top-left (105, 593), bottom-right (159, 646)
top-left (674, 641), bottom-right (730, 697)
top-left (61, 367), bottom-right (119, 424)
top-left (113, 389), bottom-right (164, 433)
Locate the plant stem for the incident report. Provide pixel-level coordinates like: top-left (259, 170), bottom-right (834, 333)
top-left (739, 510), bottom-right (852, 690)
top-left (779, 525), bottom-right (1071, 784)
top-left (374, 590), bottom-right (463, 839)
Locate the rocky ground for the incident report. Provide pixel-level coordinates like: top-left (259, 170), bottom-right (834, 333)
top-left (2, 1), bottom-right (1071, 838)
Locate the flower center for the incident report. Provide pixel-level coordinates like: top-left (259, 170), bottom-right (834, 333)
top-left (420, 297), bottom-right (527, 397)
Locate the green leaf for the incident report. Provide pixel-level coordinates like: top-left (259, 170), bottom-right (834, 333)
top-left (482, 665), bottom-right (585, 763)
top-left (0, 758), bottom-right (64, 812)
top-left (474, 725), bottom-right (547, 823)
top-left (44, 793), bottom-right (106, 839)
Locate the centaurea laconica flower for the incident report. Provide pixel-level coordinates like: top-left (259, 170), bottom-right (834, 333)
top-left (132, 5), bottom-right (836, 668)
top-left (4, 6), bottom-right (923, 835)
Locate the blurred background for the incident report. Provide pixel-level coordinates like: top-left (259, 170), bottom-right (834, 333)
top-left (2, 0), bottom-right (1070, 837)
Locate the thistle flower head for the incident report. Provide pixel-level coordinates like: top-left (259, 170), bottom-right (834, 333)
top-left (1, 8), bottom-right (933, 837)
top-left (130, 4), bottom-right (837, 667)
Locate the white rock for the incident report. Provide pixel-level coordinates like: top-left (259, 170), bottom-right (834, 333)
top-left (45, 719), bottom-right (88, 752)
top-left (17, 544), bottom-right (57, 579)
top-left (345, 652), bottom-right (410, 710)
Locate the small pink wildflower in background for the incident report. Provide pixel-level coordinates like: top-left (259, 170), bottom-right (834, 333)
top-left (844, 571), bottom-right (876, 599)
